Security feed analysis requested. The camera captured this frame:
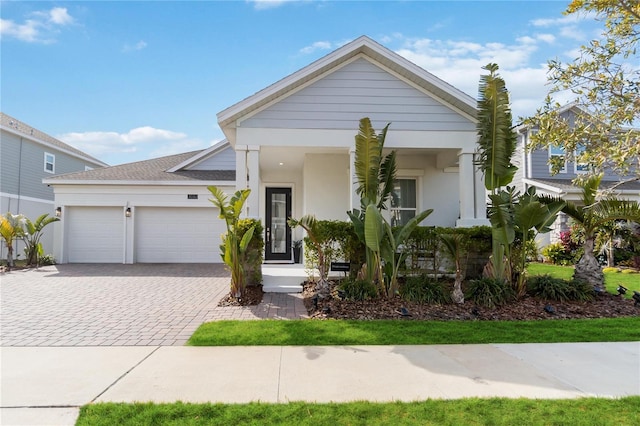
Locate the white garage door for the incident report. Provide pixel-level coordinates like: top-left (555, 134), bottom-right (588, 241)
top-left (67, 207), bottom-right (124, 263)
top-left (135, 207), bottom-right (225, 263)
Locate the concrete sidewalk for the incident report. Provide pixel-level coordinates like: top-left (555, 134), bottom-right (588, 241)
top-left (2, 342), bottom-right (639, 425)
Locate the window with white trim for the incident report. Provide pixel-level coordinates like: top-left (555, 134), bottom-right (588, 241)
top-left (548, 144), bottom-right (566, 174)
top-left (574, 144), bottom-right (589, 174)
top-left (44, 153), bottom-right (55, 173)
top-left (390, 178), bottom-right (417, 226)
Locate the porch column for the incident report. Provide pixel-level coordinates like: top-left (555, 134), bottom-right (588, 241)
top-left (474, 154), bottom-right (487, 220)
top-left (456, 151), bottom-right (475, 227)
top-left (349, 147), bottom-right (358, 212)
top-left (235, 145), bottom-right (248, 191)
top-left (246, 145), bottom-right (260, 219)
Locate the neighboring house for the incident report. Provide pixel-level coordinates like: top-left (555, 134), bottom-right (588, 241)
top-left (44, 35), bottom-right (489, 266)
top-left (513, 104), bottom-right (640, 247)
top-left (1, 112), bottom-right (107, 257)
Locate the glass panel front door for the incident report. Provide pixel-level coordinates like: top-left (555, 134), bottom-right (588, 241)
top-left (265, 187), bottom-right (292, 261)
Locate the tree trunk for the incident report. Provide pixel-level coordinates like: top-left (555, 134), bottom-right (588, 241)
top-left (574, 236), bottom-right (604, 292)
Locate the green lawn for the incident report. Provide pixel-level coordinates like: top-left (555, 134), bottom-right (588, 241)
top-left (77, 398), bottom-right (640, 426)
top-left (527, 262), bottom-right (640, 296)
top-left (188, 317), bottom-right (639, 346)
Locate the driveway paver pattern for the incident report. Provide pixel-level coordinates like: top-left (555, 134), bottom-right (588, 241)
top-left (1, 264), bottom-right (307, 347)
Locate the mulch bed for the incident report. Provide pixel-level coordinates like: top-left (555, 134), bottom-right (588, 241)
top-left (301, 281), bottom-right (640, 321)
top-left (218, 285), bottom-right (265, 307)
top-left (216, 279), bottom-right (639, 321)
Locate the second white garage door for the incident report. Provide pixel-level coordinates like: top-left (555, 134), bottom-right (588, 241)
top-left (135, 207), bottom-right (225, 263)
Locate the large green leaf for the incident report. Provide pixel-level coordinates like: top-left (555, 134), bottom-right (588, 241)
top-left (354, 118), bottom-right (382, 202)
top-left (514, 201), bottom-right (549, 232)
top-left (393, 209), bottom-right (433, 247)
top-left (475, 63), bottom-right (517, 192)
top-left (364, 203), bottom-right (384, 253)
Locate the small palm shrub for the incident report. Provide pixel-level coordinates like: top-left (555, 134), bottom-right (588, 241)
top-left (566, 279), bottom-right (594, 301)
top-left (467, 278), bottom-right (514, 308)
top-left (338, 278), bottom-right (377, 301)
top-left (400, 275), bottom-right (450, 304)
top-left (39, 254), bottom-right (56, 266)
top-left (527, 275), bottom-right (594, 302)
top-left (527, 275), bottom-right (572, 301)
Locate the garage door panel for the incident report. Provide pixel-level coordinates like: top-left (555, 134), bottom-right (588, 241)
top-left (67, 207), bottom-right (124, 263)
top-left (135, 207), bottom-right (224, 263)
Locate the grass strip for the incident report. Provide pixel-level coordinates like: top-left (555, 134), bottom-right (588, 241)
top-left (77, 397), bottom-right (640, 426)
top-left (188, 317), bottom-right (640, 346)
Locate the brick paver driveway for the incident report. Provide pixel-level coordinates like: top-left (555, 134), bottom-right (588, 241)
top-left (1, 264), bottom-right (306, 347)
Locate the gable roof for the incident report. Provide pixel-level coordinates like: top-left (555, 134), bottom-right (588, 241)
top-left (166, 139), bottom-right (230, 172)
top-left (43, 150), bottom-right (235, 185)
top-left (0, 112), bottom-right (108, 167)
top-left (217, 35), bottom-right (477, 144)
top-left (526, 178), bottom-right (640, 194)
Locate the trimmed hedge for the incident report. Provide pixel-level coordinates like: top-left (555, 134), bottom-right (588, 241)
top-left (302, 221), bottom-right (491, 280)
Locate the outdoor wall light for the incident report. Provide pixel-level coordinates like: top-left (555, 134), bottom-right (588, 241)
top-left (617, 285), bottom-right (628, 296)
top-left (55, 207), bottom-right (62, 218)
top-left (125, 207), bottom-right (132, 218)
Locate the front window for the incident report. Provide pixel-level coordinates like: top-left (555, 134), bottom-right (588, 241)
top-left (548, 145), bottom-right (566, 174)
top-left (574, 144), bottom-right (589, 174)
top-left (44, 153), bottom-right (55, 173)
top-left (390, 178), bottom-right (416, 226)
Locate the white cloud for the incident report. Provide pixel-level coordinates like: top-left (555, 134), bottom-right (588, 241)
top-left (1, 7), bottom-right (74, 43)
top-left (394, 35), bottom-right (552, 119)
top-left (299, 41), bottom-right (332, 54)
top-left (48, 7), bottom-right (74, 25)
top-left (57, 126), bottom-right (189, 157)
top-left (250, 0), bottom-right (291, 10)
top-left (122, 40), bottom-right (148, 52)
top-left (0, 18), bottom-right (41, 43)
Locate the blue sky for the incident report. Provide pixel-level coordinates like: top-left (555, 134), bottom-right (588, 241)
top-left (1, 1), bottom-right (599, 165)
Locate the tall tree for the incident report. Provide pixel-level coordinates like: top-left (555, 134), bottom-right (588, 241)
top-left (525, 0), bottom-right (639, 182)
top-left (0, 213), bottom-right (25, 268)
top-left (208, 187), bottom-right (255, 299)
top-left (539, 174), bottom-right (640, 291)
top-left (475, 63), bottom-right (518, 283)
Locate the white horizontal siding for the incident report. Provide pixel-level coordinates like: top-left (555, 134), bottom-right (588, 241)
top-left (241, 58), bottom-right (474, 132)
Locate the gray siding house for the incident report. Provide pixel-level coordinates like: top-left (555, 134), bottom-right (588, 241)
top-left (44, 36), bottom-right (489, 282)
top-left (514, 104), bottom-right (640, 247)
top-left (1, 113), bottom-right (107, 257)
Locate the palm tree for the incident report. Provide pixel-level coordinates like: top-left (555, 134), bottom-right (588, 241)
top-left (22, 213), bottom-right (59, 266)
top-left (0, 213), bottom-right (25, 268)
top-left (439, 233), bottom-right (466, 304)
top-left (347, 117), bottom-right (396, 286)
top-left (540, 175), bottom-right (640, 291)
top-left (288, 215), bottom-right (331, 298)
top-left (208, 187), bottom-right (255, 299)
top-left (474, 63), bottom-right (518, 283)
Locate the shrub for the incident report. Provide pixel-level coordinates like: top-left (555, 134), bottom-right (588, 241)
top-left (338, 278), bottom-right (377, 301)
top-left (542, 242), bottom-right (574, 265)
top-left (621, 269), bottom-right (638, 274)
top-left (467, 278), bottom-right (514, 308)
top-left (527, 275), bottom-right (594, 302)
top-left (303, 220), bottom-right (363, 277)
top-left (39, 254), bottom-right (56, 266)
top-left (400, 274), bottom-right (450, 304)
top-left (527, 274), bottom-right (572, 301)
top-left (236, 218), bottom-right (264, 286)
top-left (602, 267), bottom-right (619, 274)
top-left (566, 279), bottom-right (594, 301)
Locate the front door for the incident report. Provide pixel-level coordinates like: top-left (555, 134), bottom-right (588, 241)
top-left (265, 187), bottom-right (292, 262)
